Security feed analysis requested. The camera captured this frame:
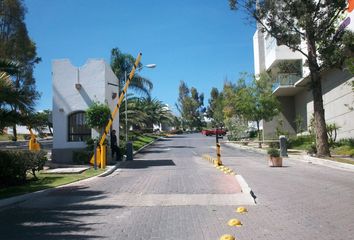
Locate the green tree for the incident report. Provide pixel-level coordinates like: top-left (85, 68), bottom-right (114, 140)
top-left (0, 0), bottom-right (41, 140)
top-left (0, 59), bottom-right (34, 134)
top-left (228, 73), bottom-right (280, 147)
top-left (229, 0), bottom-right (354, 156)
top-left (176, 81), bottom-right (205, 130)
top-left (119, 94), bottom-right (147, 132)
top-left (138, 97), bottom-right (174, 131)
top-left (22, 110), bottom-right (52, 135)
top-left (110, 48), bottom-right (153, 97)
top-left (85, 102), bottom-right (111, 134)
top-left (206, 87), bottom-right (225, 127)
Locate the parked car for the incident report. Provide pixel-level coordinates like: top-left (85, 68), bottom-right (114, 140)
top-left (201, 129), bottom-right (227, 136)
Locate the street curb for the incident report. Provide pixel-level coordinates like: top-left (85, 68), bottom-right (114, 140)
top-left (224, 142), bottom-right (267, 155)
top-left (133, 136), bottom-right (164, 156)
top-left (235, 175), bottom-right (256, 204)
top-left (303, 155), bottom-right (354, 172)
top-left (0, 163), bottom-right (120, 210)
top-left (224, 142), bottom-right (354, 172)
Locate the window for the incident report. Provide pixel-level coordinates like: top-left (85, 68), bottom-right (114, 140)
top-left (68, 111), bottom-right (91, 142)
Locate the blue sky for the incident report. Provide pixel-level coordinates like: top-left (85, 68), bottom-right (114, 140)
top-left (24, 0), bottom-right (256, 113)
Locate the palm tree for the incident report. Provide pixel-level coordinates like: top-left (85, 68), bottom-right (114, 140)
top-left (118, 95), bottom-right (148, 132)
top-left (0, 59), bottom-right (34, 134)
top-left (137, 97), bottom-right (174, 132)
top-left (110, 48), bottom-right (153, 97)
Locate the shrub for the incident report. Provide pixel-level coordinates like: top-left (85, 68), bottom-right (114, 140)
top-left (336, 138), bottom-right (354, 147)
top-left (169, 129), bottom-right (183, 134)
top-left (269, 141), bottom-right (280, 149)
top-left (73, 151), bottom-right (92, 165)
top-left (287, 135), bottom-right (314, 149)
top-left (307, 144), bottom-right (317, 155)
top-left (85, 101), bottom-right (111, 129)
top-left (267, 148), bottom-right (280, 157)
top-left (0, 150), bottom-right (47, 186)
top-left (25, 151), bottom-right (47, 179)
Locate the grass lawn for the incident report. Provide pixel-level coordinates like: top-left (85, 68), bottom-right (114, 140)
top-left (0, 134), bottom-right (26, 141)
top-left (331, 145), bottom-right (354, 157)
top-left (132, 134), bottom-right (159, 151)
top-left (0, 168), bottom-right (105, 200)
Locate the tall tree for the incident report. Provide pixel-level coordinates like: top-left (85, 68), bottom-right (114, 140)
top-left (0, 0), bottom-right (41, 140)
top-left (237, 74), bottom-right (280, 147)
top-left (206, 87), bottom-right (225, 127)
top-left (176, 81), bottom-right (205, 130)
top-left (229, 0), bottom-right (354, 156)
top-left (110, 48), bottom-right (153, 97)
top-left (0, 58), bottom-right (34, 133)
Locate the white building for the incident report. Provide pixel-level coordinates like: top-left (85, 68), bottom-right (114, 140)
top-left (52, 59), bottom-right (119, 163)
top-left (253, 9), bottom-right (354, 139)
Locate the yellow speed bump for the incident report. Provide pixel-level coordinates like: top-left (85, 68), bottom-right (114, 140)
top-left (236, 207), bottom-right (248, 214)
top-left (227, 218), bottom-right (242, 227)
top-left (219, 234), bottom-right (236, 240)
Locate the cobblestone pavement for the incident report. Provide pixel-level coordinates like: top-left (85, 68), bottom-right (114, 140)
top-left (0, 134), bottom-right (248, 240)
top-left (203, 141), bottom-right (354, 240)
top-left (0, 134), bottom-right (353, 239)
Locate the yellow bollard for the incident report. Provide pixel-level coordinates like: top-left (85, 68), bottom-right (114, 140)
top-left (216, 143), bottom-right (222, 166)
top-left (28, 129), bottom-right (40, 151)
top-left (100, 144), bottom-right (106, 169)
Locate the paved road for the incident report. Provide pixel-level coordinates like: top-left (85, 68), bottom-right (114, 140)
top-left (0, 133), bottom-right (353, 239)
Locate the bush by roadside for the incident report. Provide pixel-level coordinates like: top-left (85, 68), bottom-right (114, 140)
top-left (0, 150), bottom-right (47, 187)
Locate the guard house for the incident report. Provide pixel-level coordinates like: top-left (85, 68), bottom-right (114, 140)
top-left (52, 59), bottom-right (119, 163)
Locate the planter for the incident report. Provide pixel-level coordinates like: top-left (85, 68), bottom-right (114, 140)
top-left (268, 156), bottom-right (283, 167)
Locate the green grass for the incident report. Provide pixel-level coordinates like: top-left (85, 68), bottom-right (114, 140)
top-left (132, 134), bottom-right (157, 151)
top-left (287, 136), bottom-right (314, 150)
top-left (331, 145), bottom-right (354, 157)
top-left (0, 134), bottom-right (27, 141)
top-left (324, 157), bottom-right (354, 165)
top-left (0, 168), bottom-right (104, 200)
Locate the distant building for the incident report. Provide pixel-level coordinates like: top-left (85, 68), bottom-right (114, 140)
top-left (253, 9), bottom-right (354, 139)
top-left (52, 59), bottom-right (119, 163)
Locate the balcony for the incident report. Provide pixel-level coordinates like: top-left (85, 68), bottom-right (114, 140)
top-left (264, 34), bottom-right (303, 71)
top-left (272, 73), bottom-right (305, 96)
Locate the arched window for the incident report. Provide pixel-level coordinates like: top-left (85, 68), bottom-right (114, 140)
top-left (68, 111), bottom-right (91, 142)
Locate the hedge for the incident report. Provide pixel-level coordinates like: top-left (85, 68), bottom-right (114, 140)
top-left (0, 150), bottom-right (47, 186)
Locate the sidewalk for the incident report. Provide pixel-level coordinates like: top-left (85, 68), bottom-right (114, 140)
top-left (224, 141), bottom-right (354, 172)
top-left (219, 143), bottom-right (354, 239)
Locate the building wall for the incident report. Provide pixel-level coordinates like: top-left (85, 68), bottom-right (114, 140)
top-left (293, 70), bottom-right (354, 139)
top-left (263, 96), bottom-right (297, 139)
top-left (253, 29), bottom-right (266, 75)
top-left (52, 59), bottom-right (119, 163)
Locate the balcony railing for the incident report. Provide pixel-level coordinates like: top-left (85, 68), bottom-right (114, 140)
top-left (273, 73), bottom-right (302, 90)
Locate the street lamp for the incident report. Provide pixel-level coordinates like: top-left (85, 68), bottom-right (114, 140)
top-left (124, 64), bottom-right (156, 142)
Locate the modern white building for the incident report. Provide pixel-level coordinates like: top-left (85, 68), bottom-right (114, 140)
top-left (52, 59), bottom-right (119, 163)
top-left (253, 9), bottom-right (354, 140)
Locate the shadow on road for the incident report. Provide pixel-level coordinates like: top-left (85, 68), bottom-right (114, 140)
top-left (122, 159), bottom-right (176, 169)
top-left (0, 185), bottom-right (122, 239)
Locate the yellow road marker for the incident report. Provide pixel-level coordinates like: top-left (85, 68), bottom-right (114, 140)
top-left (219, 234), bottom-right (236, 240)
top-left (236, 207), bottom-right (248, 214)
top-left (227, 218), bottom-right (243, 227)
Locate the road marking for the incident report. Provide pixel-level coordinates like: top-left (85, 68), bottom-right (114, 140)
top-left (85, 193), bottom-right (255, 206)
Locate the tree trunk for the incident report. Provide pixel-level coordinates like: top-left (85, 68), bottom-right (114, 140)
top-left (12, 125), bottom-right (17, 141)
top-left (306, 30), bottom-right (331, 157)
top-left (48, 125), bottom-right (53, 135)
top-left (311, 71), bottom-right (330, 157)
top-left (256, 120), bottom-right (262, 148)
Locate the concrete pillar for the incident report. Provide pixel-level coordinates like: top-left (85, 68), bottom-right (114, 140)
top-left (279, 135), bottom-right (288, 157)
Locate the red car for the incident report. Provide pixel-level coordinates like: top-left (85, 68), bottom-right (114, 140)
top-left (201, 129), bottom-right (227, 136)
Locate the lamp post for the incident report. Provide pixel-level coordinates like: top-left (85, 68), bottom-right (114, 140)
top-left (124, 64), bottom-right (156, 142)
